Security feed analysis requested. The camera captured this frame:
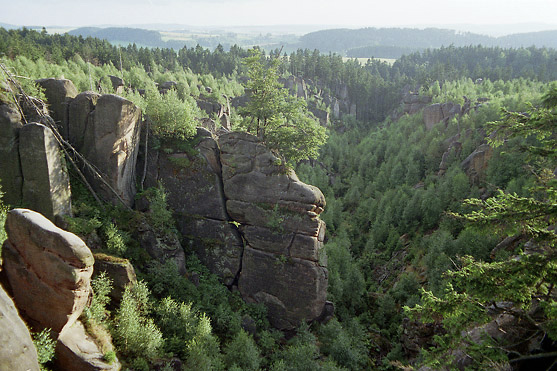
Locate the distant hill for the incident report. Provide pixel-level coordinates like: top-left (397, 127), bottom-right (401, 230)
top-left (299, 27), bottom-right (557, 58)
top-left (68, 27), bottom-right (186, 49)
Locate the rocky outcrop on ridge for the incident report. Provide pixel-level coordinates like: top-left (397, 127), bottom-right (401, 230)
top-left (0, 101), bottom-right (71, 221)
top-left (461, 143), bottom-right (493, 185)
top-left (142, 128), bottom-right (243, 285)
top-left (142, 129), bottom-right (329, 329)
top-left (77, 94), bottom-right (142, 207)
top-left (423, 102), bottom-right (461, 130)
top-left (0, 284), bottom-right (40, 371)
top-left (219, 132), bottom-right (328, 330)
top-left (35, 78), bottom-right (78, 138)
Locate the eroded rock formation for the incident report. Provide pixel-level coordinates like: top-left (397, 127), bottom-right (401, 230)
top-left (220, 132), bottom-right (328, 330)
top-left (2, 209), bottom-right (94, 332)
top-left (1, 209), bottom-right (120, 370)
top-left (142, 129), bottom-right (329, 329)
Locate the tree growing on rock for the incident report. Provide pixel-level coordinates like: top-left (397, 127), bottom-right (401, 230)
top-left (238, 48), bottom-right (327, 165)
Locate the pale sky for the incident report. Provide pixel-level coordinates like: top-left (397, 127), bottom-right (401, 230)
top-left (2, 0), bottom-right (557, 31)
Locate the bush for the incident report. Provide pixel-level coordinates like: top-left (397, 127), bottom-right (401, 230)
top-left (84, 272), bottom-right (113, 323)
top-left (32, 329), bottom-right (56, 369)
top-left (223, 330), bottom-right (261, 371)
top-left (112, 281), bottom-right (163, 363)
top-left (145, 88), bottom-right (199, 140)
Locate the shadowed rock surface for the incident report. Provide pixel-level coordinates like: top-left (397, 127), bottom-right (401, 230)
top-left (19, 123), bottom-right (72, 221)
top-left (0, 102), bottom-right (24, 205)
top-left (0, 284), bottom-right (40, 371)
top-left (142, 128), bottom-right (243, 285)
top-left (35, 78), bottom-right (78, 138)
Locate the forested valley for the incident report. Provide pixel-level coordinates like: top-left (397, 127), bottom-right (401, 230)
top-left (0, 27), bottom-right (556, 370)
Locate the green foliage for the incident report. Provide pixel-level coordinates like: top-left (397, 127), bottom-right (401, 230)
top-left (112, 281), bottom-right (163, 363)
top-left (223, 330), bottom-right (261, 370)
top-left (239, 49), bottom-right (328, 165)
top-left (145, 88), bottom-right (199, 140)
top-left (32, 329), bottom-right (56, 369)
top-left (409, 88), bottom-right (557, 368)
top-left (84, 272), bottom-right (113, 324)
top-left (144, 182), bottom-right (175, 235)
top-left (102, 222), bottom-right (129, 256)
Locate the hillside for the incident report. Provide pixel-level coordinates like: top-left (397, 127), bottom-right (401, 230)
top-left (300, 27), bottom-right (557, 57)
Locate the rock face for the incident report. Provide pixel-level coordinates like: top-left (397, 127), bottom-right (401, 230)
top-left (19, 123), bottom-right (72, 221)
top-left (93, 253), bottom-right (137, 303)
top-left (68, 91), bottom-right (101, 150)
top-left (55, 320), bottom-right (120, 371)
top-left (219, 132), bottom-right (328, 330)
top-left (0, 285), bottom-right (40, 371)
top-left (35, 78), bottom-right (78, 138)
top-left (2, 209), bottom-right (120, 370)
top-left (0, 102), bottom-right (24, 205)
top-left (140, 129), bottom-right (329, 329)
top-left (402, 92), bottom-right (432, 115)
top-left (2, 209), bottom-right (94, 333)
top-left (143, 128), bottom-right (243, 285)
top-left (0, 102), bottom-right (72, 220)
top-left (423, 102), bottom-right (461, 130)
top-left (78, 94), bottom-right (142, 207)
top-left (461, 144), bottom-right (493, 185)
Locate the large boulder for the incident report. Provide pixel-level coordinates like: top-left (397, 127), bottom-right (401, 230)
top-left (55, 320), bottom-right (120, 371)
top-left (80, 94), bottom-right (142, 207)
top-left (19, 123), bottom-right (72, 221)
top-left (0, 102), bottom-right (24, 205)
top-left (2, 209), bottom-right (94, 333)
top-left (35, 78), bottom-right (78, 138)
top-left (219, 131), bottom-right (328, 329)
top-left (0, 284), bottom-right (40, 371)
top-left (93, 253), bottom-right (137, 304)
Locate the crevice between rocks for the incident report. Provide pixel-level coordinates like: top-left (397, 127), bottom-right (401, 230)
top-left (211, 137), bottom-right (246, 288)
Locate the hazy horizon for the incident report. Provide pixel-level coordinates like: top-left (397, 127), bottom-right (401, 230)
top-left (2, 0), bottom-right (557, 37)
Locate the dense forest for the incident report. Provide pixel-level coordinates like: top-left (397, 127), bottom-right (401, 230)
top-left (0, 27), bottom-right (556, 370)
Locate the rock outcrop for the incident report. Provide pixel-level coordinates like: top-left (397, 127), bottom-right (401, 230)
top-left (35, 78), bottom-right (78, 138)
top-left (402, 92), bottom-right (432, 115)
top-left (93, 253), bottom-right (137, 304)
top-left (141, 129), bottom-right (329, 329)
top-left (143, 128), bottom-right (243, 285)
top-left (76, 94), bottom-right (142, 207)
top-left (0, 285), bottom-right (40, 371)
top-left (219, 132), bottom-right (328, 330)
top-left (2, 209), bottom-right (94, 332)
top-left (423, 102), bottom-right (461, 130)
top-left (0, 100), bottom-right (71, 221)
top-left (1, 209), bottom-right (120, 370)
top-left (55, 320), bottom-right (120, 371)
top-left (461, 144), bottom-right (493, 185)
top-left (19, 123), bottom-right (72, 221)
top-left (0, 102), bottom-right (24, 205)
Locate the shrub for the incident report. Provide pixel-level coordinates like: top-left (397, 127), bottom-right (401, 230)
top-left (223, 330), bottom-right (261, 371)
top-left (32, 329), bottom-right (56, 369)
top-left (145, 88), bottom-right (199, 140)
top-left (112, 281), bottom-right (163, 363)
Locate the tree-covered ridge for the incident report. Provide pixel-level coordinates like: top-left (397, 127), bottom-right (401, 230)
top-left (299, 27), bottom-right (557, 56)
